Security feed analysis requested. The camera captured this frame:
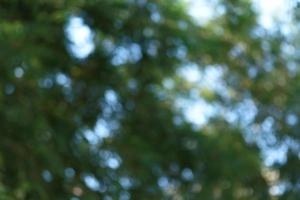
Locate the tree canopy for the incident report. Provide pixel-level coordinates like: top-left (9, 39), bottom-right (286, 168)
top-left (1, 0), bottom-right (300, 199)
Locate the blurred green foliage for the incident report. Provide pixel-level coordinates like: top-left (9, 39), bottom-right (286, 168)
top-left (1, 0), bottom-right (300, 199)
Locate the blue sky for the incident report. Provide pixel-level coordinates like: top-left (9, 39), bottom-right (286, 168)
top-left (66, 0), bottom-right (292, 179)
top-left (65, 0), bottom-right (295, 195)
top-left (187, 0), bottom-right (291, 29)
top-left (66, 0), bottom-right (292, 58)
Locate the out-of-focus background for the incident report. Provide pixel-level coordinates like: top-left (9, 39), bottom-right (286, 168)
top-left (1, 0), bottom-right (300, 199)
